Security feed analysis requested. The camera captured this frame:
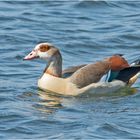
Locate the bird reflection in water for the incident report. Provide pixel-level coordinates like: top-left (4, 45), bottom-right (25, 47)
top-left (35, 90), bottom-right (64, 113)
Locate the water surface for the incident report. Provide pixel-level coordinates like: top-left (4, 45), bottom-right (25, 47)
top-left (0, 1), bottom-right (140, 139)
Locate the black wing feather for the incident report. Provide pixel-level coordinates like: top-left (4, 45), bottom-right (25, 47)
top-left (115, 66), bottom-right (140, 83)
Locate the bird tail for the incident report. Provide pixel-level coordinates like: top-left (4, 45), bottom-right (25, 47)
top-left (115, 66), bottom-right (140, 85)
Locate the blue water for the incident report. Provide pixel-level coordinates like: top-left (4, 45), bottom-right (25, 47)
top-left (1, 1), bottom-right (140, 139)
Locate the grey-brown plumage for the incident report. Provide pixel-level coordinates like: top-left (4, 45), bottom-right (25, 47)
top-left (62, 64), bottom-right (86, 78)
top-left (70, 61), bottom-right (110, 88)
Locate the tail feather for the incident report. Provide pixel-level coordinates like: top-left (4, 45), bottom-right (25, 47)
top-left (115, 66), bottom-right (140, 83)
top-left (130, 59), bottom-right (140, 66)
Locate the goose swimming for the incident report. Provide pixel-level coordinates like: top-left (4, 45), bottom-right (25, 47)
top-left (24, 42), bottom-right (140, 96)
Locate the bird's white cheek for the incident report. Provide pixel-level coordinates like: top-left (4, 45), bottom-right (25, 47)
top-left (38, 52), bottom-right (50, 60)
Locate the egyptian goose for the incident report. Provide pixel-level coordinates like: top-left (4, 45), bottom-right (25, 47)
top-left (24, 43), bottom-right (140, 96)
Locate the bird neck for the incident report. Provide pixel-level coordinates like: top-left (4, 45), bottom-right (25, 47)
top-left (44, 51), bottom-right (62, 77)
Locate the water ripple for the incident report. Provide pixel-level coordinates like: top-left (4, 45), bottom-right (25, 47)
top-left (0, 1), bottom-right (140, 139)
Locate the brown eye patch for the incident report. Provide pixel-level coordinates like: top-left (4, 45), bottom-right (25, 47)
top-left (39, 45), bottom-right (50, 52)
